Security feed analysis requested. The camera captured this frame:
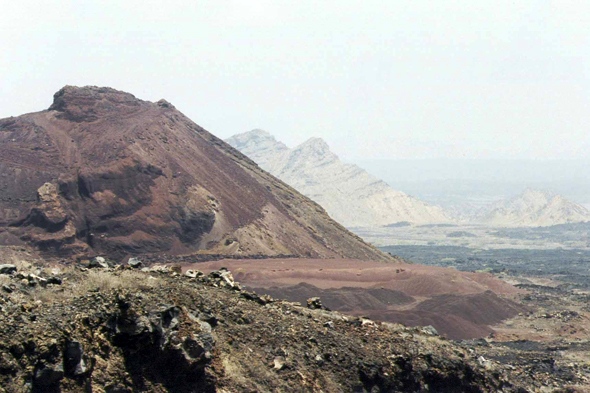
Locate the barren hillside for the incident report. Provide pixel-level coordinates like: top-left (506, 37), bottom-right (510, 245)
top-left (0, 86), bottom-right (392, 262)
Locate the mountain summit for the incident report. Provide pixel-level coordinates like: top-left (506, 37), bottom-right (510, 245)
top-left (0, 86), bottom-right (392, 261)
top-left (226, 130), bottom-right (452, 227)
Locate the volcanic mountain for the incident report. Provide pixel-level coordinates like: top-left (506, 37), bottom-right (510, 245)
top-left (226, 130), bottom-right (452, 228)
top-left (480, 189), bottom-right (590, 227)
top-left (0, 86), bottom-right (392, 261)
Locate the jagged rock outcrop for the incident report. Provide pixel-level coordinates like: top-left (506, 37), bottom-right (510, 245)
top-left (0, 86), bottom-right (392, 261)
top-left (479, 189), bottom-right (590, 227)
top-left (226, 130), bottom-right (452, 228)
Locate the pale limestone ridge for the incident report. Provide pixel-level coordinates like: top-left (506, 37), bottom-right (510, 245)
top-left (481, 189), bottom-right (590, 227)
top-left (226, 130), bottom-right (452, 228)
top-left (225, 129), bottom-right (288, 168)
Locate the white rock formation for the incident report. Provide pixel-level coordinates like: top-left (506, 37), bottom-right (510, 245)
top-left (480, 189), bottom-right (590, 227)
top-left (226, 130), bottom-right (452, 228)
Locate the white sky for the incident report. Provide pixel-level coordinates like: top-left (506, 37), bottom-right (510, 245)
top-left (1, 0), bottom-right (589, 160)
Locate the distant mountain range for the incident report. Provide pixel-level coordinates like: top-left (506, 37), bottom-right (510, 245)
top-left (226, 130), bottom-right (451, 227)
top-left (479, 189), bottom-right (590, 227)
top-left (227, 130), bottom-right (590, 229)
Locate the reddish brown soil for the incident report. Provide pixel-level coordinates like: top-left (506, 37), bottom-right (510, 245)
top-left (194, 258), bottom-right (521, 296)
top-left (0, 86), bottom-right (392, 262)
top-left (254, 282), bottom-right (416, 312)
top-left (192, 258), bottom-right (527, 340)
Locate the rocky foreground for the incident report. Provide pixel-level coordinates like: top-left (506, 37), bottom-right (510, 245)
top-left (0, 249), bottom-right (533, 393)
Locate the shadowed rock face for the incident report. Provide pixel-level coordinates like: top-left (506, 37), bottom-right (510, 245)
top-left (0, 86), bottom-right (392, 262)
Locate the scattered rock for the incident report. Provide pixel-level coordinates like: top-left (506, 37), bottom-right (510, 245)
top-left (420, 325), bottom-right (439, 336)
top-left (0, 264), bottom-right (17, 275)
top-left (0, 252), bottom-right (534, 392)
top-left (89, 256), bottom-right (109, 269)
top-left (361, 318), bottom-right (375, 326)
top-left (105, 384), bottom-right (131, 393)
top-left (185, 269), bottom-right (202, 278)
top-left (64, 341), bottom-right (89, 376)
top-left (478, 356), bottom-right (493, 370)
top-left (307, 297), bottom-right (325, 310)
top-left (47, 276), bottom-right (63, 285)
top-left (208, 268), bottom-right (238, 289)
top-left (198, 312), bottom-right (218, 328)
top-left (34, 363), bottom-right (64, 387)
top-left (127, 258), bottom-right (143, 268)
top-left (181, 336), bottom-right (208, 362)
top-left (29, 274), bottom-right (47, 287)
top-left (148, 264), bottom-right (170, 274)
top-left (273, 356), bottom-right (286, 370)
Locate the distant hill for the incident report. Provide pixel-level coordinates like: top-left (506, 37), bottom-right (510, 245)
top-left (480, 189), bottom-right (590, 227)
top-left (226, 130), bottom-right (452, 228)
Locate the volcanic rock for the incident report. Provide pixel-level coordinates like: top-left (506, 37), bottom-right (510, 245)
top-left (63, 340), bottom-right (89, 376)
top-left (307, 297), bottom-right (326, 310)
top-left (0, 86), bottom-right (392, 262)
top-left (184, 269), bottom-right (201, 278)
top-left (0, 264), bottom-right (17, 274)
top-left (89, 256), bottom-right (109, 269)
top-left (47, 276), bottom-right (62, 285)
top-left (127, 257), bottom-right (143, 269)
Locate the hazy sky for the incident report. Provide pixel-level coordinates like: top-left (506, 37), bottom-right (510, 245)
top-left (1, 1), bottom-right (589, 160)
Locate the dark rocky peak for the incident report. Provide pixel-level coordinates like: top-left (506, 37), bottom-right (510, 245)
top-left (48, 85), bottom-right (145, 122)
